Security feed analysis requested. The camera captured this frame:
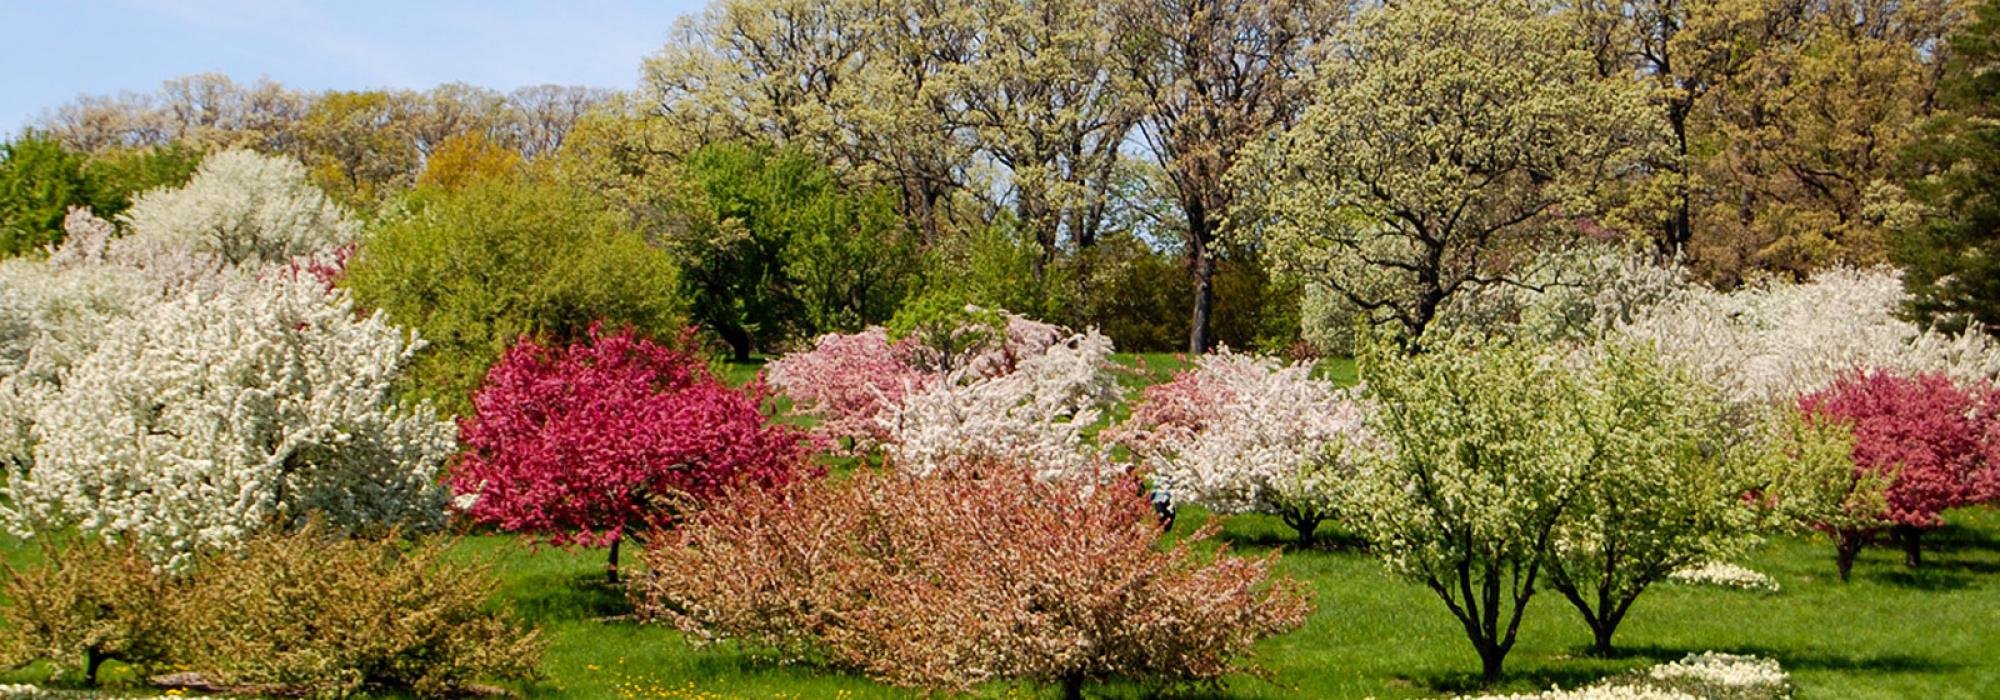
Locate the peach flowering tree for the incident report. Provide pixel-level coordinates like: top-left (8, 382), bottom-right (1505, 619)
top-left (634, 463), bottom-right (1312, 699)
top-left (449, 325), bottom-right (811, 581)
top-left (1109, 348), bottom-right (1376, 545)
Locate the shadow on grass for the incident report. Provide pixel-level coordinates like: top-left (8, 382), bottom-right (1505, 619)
top-left (1215, 529), bottom-right (1369, 554)
top-left (1867, 568), bottom-right (1980, 591)
top-left (505, 570), bottom-right (634, 624)
top-left (1925, 522), bottom-right (2000, 555)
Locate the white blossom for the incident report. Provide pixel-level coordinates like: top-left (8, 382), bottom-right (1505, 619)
top-left (1667, 562), bottom-right (1782, 593)
top-left (3, 275), bottom-right (455, 569)
top-left (884, 327), bottom-right (1119, 482)
top-left (120, 149), bottom-right (358, 267)
top-left (1620, 267), bottom-right (2000, 408)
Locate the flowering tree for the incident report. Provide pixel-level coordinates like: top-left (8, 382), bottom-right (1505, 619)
top-left (121, 149), bottom-right (358, 267)
top-left (634, 465), bottom-right (1311, 699)
top-left (1109, 349), bottom-right (1375, 545)
top-left (1752, 409), bottom-right (1892, 582)
top-left (1349, 334), bottom-right (1593, 681)
top-left (1621, 267), bottom-right (2000, 409)
top-left (883, 327), bottom-right (1119, 481)
top-left (764, 327), bottom-right (932, 454)
top-left (1542, 342), bottom-right (1764, 655)
top-left (3, 275), bottom-right (455, 570)
top-left (450, 325), bottom-right (810, 581)
top-left (1797, 371), bottom-right (2000, 572)
top-left (768, 309), bottom-right (1120, 480)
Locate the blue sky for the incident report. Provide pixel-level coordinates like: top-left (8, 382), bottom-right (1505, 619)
top-left (0, 0), bottom-right (709, 134)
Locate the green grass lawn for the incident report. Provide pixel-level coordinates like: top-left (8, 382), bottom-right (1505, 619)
top-left (404, 505), bottom-right (2000, 700)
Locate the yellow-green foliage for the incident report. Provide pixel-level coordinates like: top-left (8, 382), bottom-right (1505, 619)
top-left (0, 538), bottom-right (182, 687)
top-left (344, 174), bottom-right (684, 414)
top-left (175, 526), bottom-right (543, 698)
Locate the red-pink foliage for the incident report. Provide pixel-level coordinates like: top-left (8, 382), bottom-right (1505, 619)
top-left (450, 325), bottom-right (811, 547)
top-left (1799, 371), bottom-right (2000, 529)
top-left (763, 328), bottom-right (932, 454)
top-left (633, 464), bottom-right (1311, 694)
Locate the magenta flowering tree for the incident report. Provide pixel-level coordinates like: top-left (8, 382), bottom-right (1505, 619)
top-left (1799, 371), bottom-right (2000, 573)
top-left (451, 325), bottom-right (811, 581)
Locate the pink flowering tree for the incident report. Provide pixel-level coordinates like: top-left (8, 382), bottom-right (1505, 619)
top-left (764, 327), bottom-right (933, 455)
top-left (450, 325), bottom-right (812, 582)
top-left (1798, 371), bottom-right (2000, 575)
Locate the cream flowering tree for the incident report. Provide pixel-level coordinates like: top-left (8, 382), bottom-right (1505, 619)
top-left (1348, 333), bottom-right (1593, 681)
top-left (3, 275), bottom-right (455, 569)
top-left (884, 326), bottom-right (1120, 482)
top-left (1619, 266), bottom-right (2000, 409)
top-left (1243, 0), bottom-right (1660, 338)
top-left (120, 149), bottom-right (359, 267)
top-left (1109, 349), bottom-right (1375, 545)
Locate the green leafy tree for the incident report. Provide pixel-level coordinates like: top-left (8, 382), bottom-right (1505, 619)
top-left (1349, 332), bottom-right (1594, 681)
top-left (79, 141), bottom-right (202, 211)
top-left (661, 141), bottom-right (915, 359)
top-left (0, 132), bottom-right (100, 256)
top-left (1898, 0), bottom-right (2000, 333)
top-left (344, 175), bottom-right (683, 413)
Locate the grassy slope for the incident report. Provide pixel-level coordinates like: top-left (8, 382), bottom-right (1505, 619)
top-left (9, 353), bottom-right (1996, 699)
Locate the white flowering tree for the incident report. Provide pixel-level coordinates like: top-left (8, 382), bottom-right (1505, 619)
top-left (3, 275), bottom-right (455, 569)
top-left (1542, 341), bottom-right (1765, 656)
top-left (1620, 266), bottom-right (2000, 409)
top-left (883, 327), bottom-right (1120, 482)
top-left (121, 149), bottom-right (358, 267)
top-left (1348, 334), bottom-right (1594, 681)
top-left (1109, 349), bottom-right (1375, 545)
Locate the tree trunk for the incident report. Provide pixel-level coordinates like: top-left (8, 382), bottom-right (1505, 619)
top-left (607, 537), bottom-right (622, 585)
top-left (1060, 673), bottom-right (1085, 700)
top-left (1187, 209), bottom-right (1216, 354)
top-left (716, 324), bottom-right (753, 363)
top-left (1835, 533), bottom-right (1864, 582)
top-left (1591, 622), bottom-right (1617, 657)
top-left (86, 649), bottom-right (107, 687)
top-left (1894, 524), bottom-right (1923, 568)
top-left (1479, 644), bottom-right (1506, 683)
top-left (1283, 511), bottom-right (1322, 548)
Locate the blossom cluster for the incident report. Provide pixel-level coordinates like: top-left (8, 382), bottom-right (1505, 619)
top-left (1620, 267), bottom-right (2000, 408)
top-left (768, 311), bottom-right (1121, 479)
top-left (3, 275), bottom-right (455, 569)
top-left (1452, 652), bottom-right (1792, 700)
top-left (1108, 349), bottom-right (1376, 529)
top-left (1666, 562), bottom-right (1782, 593)
top-left (1797, 371), bottom-right (2000, 530)
top-left (451, 326), bottom-right (810, 547)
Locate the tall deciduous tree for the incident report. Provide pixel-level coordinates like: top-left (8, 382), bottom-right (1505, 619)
top-left (1111, 0), bottom-right (1339, 352)
top-left (1247, 0), bottom-right (1659, 339)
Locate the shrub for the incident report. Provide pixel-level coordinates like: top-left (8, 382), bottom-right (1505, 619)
top-left (3, 274), bottom-right (455, 570)
top-left (1108, 348), bottom-right (1375, 545)
top-left (450, 325), bottom-right (810, 580)
top-left (343, 174), bottom-right (683, 414)
top-left (172, 525), bottom-right (542, 698)
top-left (0, 538), bottom-right (182, 687)
top-left (633, 466), bottom-right (1311, 698)
top-left (1797, 370), bottom-right (2000, 571)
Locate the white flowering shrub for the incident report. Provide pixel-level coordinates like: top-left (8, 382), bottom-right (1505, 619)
top-left (1620, 267), bottom-right (2000, 408)
top-left (883, 327), bottom-right (1120, 482)
top-left (121, 149), bottom-right (358, 267)
top-left (1666, 562), bottom-right (1782, 593)
top-left (3, 274), bottom-right (455, 569)
top-left (1108, 349), bottom-right (1377, 544)
top-left (1451, 652), bottom-right (1792, 700)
